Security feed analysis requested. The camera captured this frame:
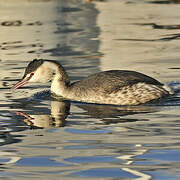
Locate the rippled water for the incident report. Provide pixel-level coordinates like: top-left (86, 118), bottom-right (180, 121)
top-left (0, 0), bottom-right (180, 179)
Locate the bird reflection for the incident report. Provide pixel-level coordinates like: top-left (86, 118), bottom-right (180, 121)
top-left (76, 103), bottom-right (156, 124)
top-left (16, 100), bottom-right (70, 128)
top-left (15, 96), bottom-right (158, 128)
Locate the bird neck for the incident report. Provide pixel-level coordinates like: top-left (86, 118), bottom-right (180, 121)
top-left (49, 62), bottom-right (70, 97)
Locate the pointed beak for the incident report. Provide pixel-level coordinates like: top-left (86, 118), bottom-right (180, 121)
top-left (11, 73), bottom-right (34, 90)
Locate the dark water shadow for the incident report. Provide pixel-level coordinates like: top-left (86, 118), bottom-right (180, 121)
top-left (57, 7), bottom-right (82, 13)
top-left (42, 44), bottom-right (84, 57)
top-left (135, 23), bottom-right (180, 30)
top-left (1, 20), bottom-right (43, 27)
top-left (117, 33), bottom-right (180, 42)
top-left (148, 0), bottom-right (180, 4)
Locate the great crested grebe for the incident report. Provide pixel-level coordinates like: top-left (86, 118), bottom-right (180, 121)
top-left (12, 59), bottom-right (173, 105)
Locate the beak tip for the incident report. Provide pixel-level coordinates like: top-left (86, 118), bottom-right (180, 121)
top-left (10, 87), bottom-right (16, 91)
top-left (10, 74), bottom-right (33, 91)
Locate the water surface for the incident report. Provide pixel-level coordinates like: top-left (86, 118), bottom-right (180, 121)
top-left (0, 0), bottom-right (180, 179)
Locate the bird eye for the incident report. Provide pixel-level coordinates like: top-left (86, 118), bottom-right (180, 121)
top-left (28, 72), bottom-right (34, 79)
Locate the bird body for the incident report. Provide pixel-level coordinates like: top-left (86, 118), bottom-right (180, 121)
top-left (12, 59), bottom-right (172, 105)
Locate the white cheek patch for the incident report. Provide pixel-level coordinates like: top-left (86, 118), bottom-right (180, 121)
top-left (28, 65), bottom-right (54, 83)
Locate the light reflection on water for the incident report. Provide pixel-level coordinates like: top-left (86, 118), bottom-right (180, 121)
top-left (0, 0), bottom-right (180, 179)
